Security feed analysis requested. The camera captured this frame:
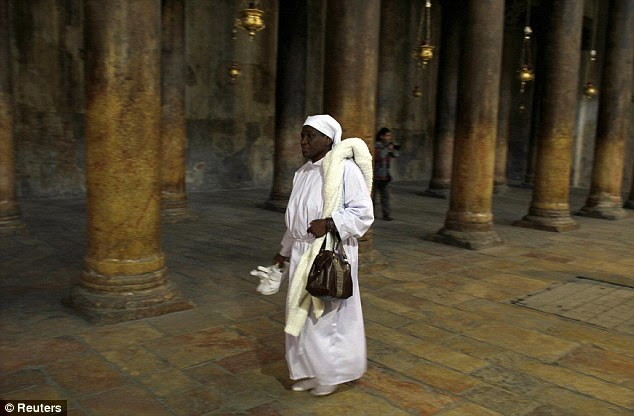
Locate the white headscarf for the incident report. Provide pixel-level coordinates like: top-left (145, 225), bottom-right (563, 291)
top-left (303, 114), bottom-right (342, 147)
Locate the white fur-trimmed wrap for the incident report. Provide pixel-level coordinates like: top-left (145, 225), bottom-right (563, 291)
top-left (285, 137), bottom-right (373, 337)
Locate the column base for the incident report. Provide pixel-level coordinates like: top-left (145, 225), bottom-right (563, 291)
top-left (577, 203), bottom-right (629, 220)
top-left (263, 197), bottom-right (289, 213)
top-left (426, 227), bottom-right (502, 250)
top-left (421, 187), bottom-right (449, 199)
top-left (161, 193), bottom-right (196, 223)
top-left (69, 269), bottom-right (194, 324)
top-left (161, 207), bottom-right (198, 223)
top-left (0, 207), bottom-right (26, 234)
top-left (513, 212), bottom-right (579, 232)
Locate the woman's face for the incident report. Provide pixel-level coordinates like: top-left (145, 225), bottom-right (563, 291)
top-left (380, 132), bottom-right (393, 144)
top-left (300, 125), bottom-right (332, 161)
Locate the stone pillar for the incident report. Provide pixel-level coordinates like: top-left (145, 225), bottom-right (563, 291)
top-left (160, 0), bottom-right (193, 222)
top-left (323, 0), bottom-right (380, 151)
top-left (514, 0), bottom-right (583, 232)
top-left (428, 0), bottom-right (504, 250)
top-left (625, 176), bottom-right (634, 209)
top-left (522, 84), bottom-right (541, 187)
top-left (71, 0), bottom-right (192, 323)
top-left (423, 0), bottom-right (461, 199)
top-left (323, 0), bottom-right (381, 251)
top-left (265, 0), bottom-right (308, 212)
top-left (494, 8), bottom-right (517, 195)
top-left (0, 0), bottom-right (24, 234)
top-left (578, 0), bottom-right (633, 220)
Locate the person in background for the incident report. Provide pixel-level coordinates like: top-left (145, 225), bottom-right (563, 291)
top-left (373, 127), bottom-right (399, 221)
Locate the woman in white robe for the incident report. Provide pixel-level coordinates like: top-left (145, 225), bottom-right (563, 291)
top-left (274, 115), bottom-right (374, 395)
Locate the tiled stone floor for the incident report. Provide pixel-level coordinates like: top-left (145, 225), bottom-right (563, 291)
top-left (1, 182), bottom-right (633, 415)
top-left (515, 279), bottom-right (634, 332)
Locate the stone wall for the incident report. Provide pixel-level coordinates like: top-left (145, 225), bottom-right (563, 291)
top-left (184, 0), bottom-right (278, 192)
top-left (8, 0), bottom-right (634, 199)
top-left (376, 0), bottom-right (441, 182)
top-left (10, 0), bottom-right (280, 198)
top-left (11, 0), bottom-right (85, 198)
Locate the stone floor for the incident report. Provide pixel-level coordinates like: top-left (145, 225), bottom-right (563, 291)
top-left (1, 182), bottom-right (634, 416)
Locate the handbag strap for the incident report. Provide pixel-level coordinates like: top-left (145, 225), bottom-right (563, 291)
top-left (331, 231), bottom-right (349, 262)
top-left (319, 234), bottom-right (329, 251)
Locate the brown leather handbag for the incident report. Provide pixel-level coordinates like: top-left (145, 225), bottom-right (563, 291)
top-left (306, 232), bottom-right (353, 300)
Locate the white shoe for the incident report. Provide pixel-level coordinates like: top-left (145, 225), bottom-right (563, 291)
top-left (291, 378), bottom-right (318, 391)
top-left (310, 384), bottom-right (338, 396)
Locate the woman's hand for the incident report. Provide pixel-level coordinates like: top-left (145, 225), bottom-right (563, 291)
top-left (307, 219), bottom-right (331, 238)
top-left (273, 253), bottom-right (288, 267)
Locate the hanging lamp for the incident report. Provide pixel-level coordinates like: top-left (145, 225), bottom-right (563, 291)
top-left (584, 0), bottom-right (599, 99)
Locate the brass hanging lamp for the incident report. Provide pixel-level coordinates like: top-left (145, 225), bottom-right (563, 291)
top-left (517, 0), bottom-right (534, 96)
top-left (412, 1), bottom-right (434, 68)
top-left (234, 2), bottom-right (266, 40)
top-left (411, 1), bottom-right (433, 98)
top-left (229, 2), bottom-right (265, 83)
top-left (584, 0), bottom-right (599, 99)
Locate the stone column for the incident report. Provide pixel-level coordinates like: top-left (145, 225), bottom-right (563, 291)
top-left (0, 0), bottom-right (24, 233)
top-left (494, 8), bottom-right (517, 195)
top-left (522, 83), bottom-right (541, 187)
top-left (323, 0), bottom-right (380, 150)
top-left (71, 0), bottom-right (192, 323)
top-left (514, 0), bottom-right (583, 232)
top-left (625, 176), bottom-right (634, 209)
top-left (522, 10), bottom-right (547, 189)
top-left (423, 0), bottom-right (461, 199)
top-left (428, 0), bottom-right (504, 250)
top-left (160, 0), bottom-right (193, 222)
top-left (578, 0), bottom-right (633, 220)
top-left (323, 0), bottom-right (381, 252)
top-left (265, 0), bottom-right (308, 212)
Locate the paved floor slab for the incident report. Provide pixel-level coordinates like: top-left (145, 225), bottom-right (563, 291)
top-left (1, 183), bottom-right (633, 415)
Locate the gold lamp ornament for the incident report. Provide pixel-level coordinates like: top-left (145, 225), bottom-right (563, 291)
top-left (584, 81), bottom-right (598, 99)
top-left (413, 43), bottom-right (434, 66)
top-left (584, 49), bottom-right (599, 99)
top-left (517, 25), bottom-right (534, 94)
top-left (517, 66), bottom-right (534, 84)
top-left (412, 0), bottom-right (434, 67)
top-left (412, 85), bottom-right (423, 98)
top-left (229, 62), bottom-right (241, 82)
top-left (235, 2), bottom-right (266, 39)
top-left (583, 0), bottom-right (600, 100)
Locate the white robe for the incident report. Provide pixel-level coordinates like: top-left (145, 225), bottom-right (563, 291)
top-left (280, 158), bottom-right (374, 386)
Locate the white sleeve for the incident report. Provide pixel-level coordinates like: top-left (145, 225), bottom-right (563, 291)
top-left (279, 229), bottom-right (294, 257)
top-left (331, 161), bottom-right (374, 241)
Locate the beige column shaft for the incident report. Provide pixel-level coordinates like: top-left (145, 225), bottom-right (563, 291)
top-left (323, 0), bottom-right (380, 150)
top-left (579, 0), bottom-right (633, 220)
top-left (161, 0), bottom-right (192, 222)
top-left (514, 0), bottom-right (584, 232)
top-left (427, 0), bottom-right (504, 250)
top-left (323, 0), bottom-right (381, 250)
top-left (71, 0), bottom-right (192, 323)
top-left (0, 0), bottom-right (24, 233)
